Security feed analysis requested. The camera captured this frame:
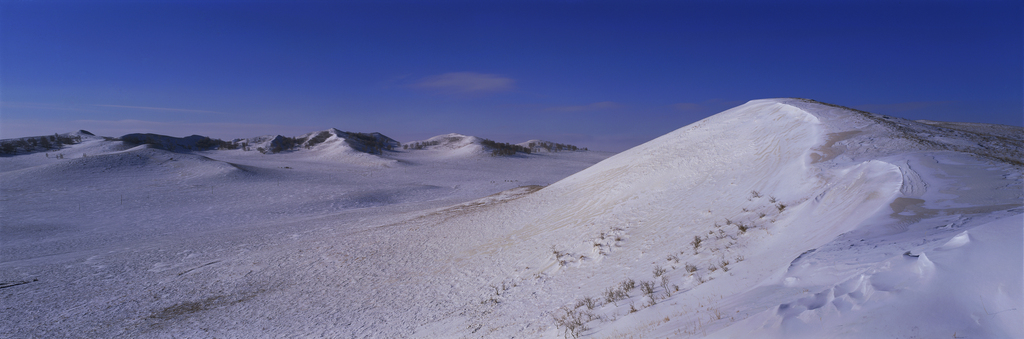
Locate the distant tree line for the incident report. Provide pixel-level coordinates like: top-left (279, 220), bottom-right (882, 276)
top-left (403, 140), bottom-right (441, 150)
top-left (295, 131), bottom-right (332, 149)
top-left (343, 132), bottom-right (397, 154)
top-left (0, 133), bottom-right (83, 155)
top-left (481, 139), bottom-right (532, 156)
top-left (195, 137), bottom-right (238, 150)
top-left (402, 137), bottom-right (584, 156)
top-left (528, 141), bottom-right (586, 152)
top-left (122, 134), bottom-right (238, 152)
top-left (266, 136), bottom-right (297, 154)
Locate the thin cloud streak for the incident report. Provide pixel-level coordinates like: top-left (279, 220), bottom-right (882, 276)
top-left (94, 104), bottom-right (226, 114)
top-left (412, 72), bottom-right (515, 94)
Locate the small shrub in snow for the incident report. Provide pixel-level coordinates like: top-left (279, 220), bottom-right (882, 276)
top-left (491, 280), bottom-right (514, 296)
top-left (575, 296), bottom-right (598, 310)
top-left (639, 280), bottom-right (656, 296)
top-left (620, 278), bottom-right (636, 292)
top-left (607, 286), bottom-right (628, 304)
top-left (691, 236), bottom-right (702, 253)
top-left (583, 296), bottom-right (598, 310)
top-left (666, 254), bottom-right (680, 264)
top-left (736, 223), bottom-right (748, 233)
top-left (602, 287), bottom-right (614, 303)
top-left (652, 265), bottom-right (667, 277)
top-left (685, 263), bottom-right (698, 273)
top-left (552, 307), bottom-right (590, 339)
top-left (719, 260), bottom-right (731, 272)
top-left (769, 196), bottom-right (777, 203)
top-left (776, 203), bottom-right (787, 212)
top-left (751, 190), bottom-right (762, 198)
top-left (603, 287), bottom-right (622, 304)
top-left (551, 246), bottom-right (575, 266)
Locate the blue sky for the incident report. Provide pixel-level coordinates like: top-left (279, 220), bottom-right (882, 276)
top-left (2, 1), bottom-right (1021, 152)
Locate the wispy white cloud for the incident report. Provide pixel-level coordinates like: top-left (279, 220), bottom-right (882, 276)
top-left (412, 72), bottom-right (515, 94)
top-left (547, 101), bottom-right (622, 112)
top-left (94, 104), bottom-right (226, 114)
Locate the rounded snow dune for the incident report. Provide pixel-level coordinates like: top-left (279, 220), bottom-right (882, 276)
top-left (402, 133), bottom-right (490, 158)
top-left (506, 99), bottom-right (902, 277)
top-left (1, 145), bottom-right (253, 187)
top-left (298, 133), bottom-right (399, 166)
top-left (413, 98), bottom-right (1019, 338)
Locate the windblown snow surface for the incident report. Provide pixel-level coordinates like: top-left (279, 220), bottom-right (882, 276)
top-left (1, 99), bottom-right (1021, 338)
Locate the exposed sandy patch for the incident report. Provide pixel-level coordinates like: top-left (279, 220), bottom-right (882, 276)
top-left (810, 130), bottom-right (862, 163)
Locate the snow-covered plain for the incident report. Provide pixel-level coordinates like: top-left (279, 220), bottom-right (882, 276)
top-left (1, 98), bottom-right (1021, 338)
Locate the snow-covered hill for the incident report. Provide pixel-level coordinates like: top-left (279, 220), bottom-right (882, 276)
top-left (439, 98), bottom-right (1021, 338)
top-left (403, 133), bottom-right (553, 157)
top-left (403, 133), bottom-right (490, 157)
top-left (0, 130), bottom-right (99, 156)
top-left (1, 99), bottom-right (1019, 338)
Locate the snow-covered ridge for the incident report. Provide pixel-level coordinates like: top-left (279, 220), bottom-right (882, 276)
top-left (404, 133), bottom-right (586, 157)
top-left (413, 98), bottom-right (1021, 338)
top-left (403, 133), bottom-right (485, 152)
top-left (1, 98), bottom-right (1019, 338)
top-left (0, 130), bottom-right (96, 155)
top-left (789, 99), bottom-right (1024, 167)
top-left (120, 133), bottom-right (231, 152)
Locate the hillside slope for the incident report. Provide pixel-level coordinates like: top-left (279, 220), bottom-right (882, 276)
top-left (415, 98), bottom-right (1022, 338)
